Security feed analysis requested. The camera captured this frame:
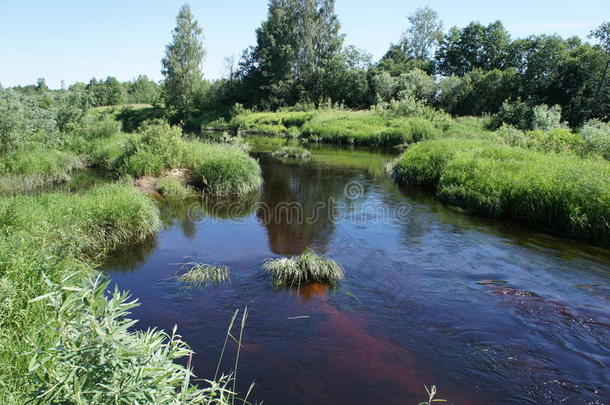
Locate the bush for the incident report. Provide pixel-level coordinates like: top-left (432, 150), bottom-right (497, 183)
top-left (531, 104), bottom-right (566, 131)
top-left (27, 276), bottom-right (233, 404)
top-left (84, 115), bottom-right (122, 138)
top-left (392, 138), bottom-right (610, 244)
top-left (492, 101), bottom-right (566, 131)
top-left (581, 119), bottom-right (610, 160)
top-left (491, 125), bottom-right (585, 155)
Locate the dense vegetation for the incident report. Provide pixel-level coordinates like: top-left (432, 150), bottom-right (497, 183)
top-left (391, 138), bottom-right (610, 243)
top-left (1, 0), bottom-right (609, 403)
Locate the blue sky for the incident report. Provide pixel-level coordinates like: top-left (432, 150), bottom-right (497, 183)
top-left (1, 0), bottom-right (608, 88)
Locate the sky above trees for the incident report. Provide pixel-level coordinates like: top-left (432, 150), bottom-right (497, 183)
top-left (1, 0), bottom-right (608, 88)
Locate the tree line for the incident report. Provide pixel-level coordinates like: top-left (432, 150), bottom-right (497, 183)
top-left (6, 2), bottom-right (609, 128)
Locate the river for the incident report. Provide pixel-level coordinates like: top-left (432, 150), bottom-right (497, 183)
top-left (102, 138), bottom-right (610, 404)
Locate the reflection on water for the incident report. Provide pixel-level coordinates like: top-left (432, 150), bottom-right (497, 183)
top-left (103, 138), bottom-right (610, 405)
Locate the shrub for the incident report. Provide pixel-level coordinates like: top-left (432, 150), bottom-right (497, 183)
top-left (84, 115), bottom-right (122, 138)
top-left (0, 183), bottom-right (161, 400)
top-left (120, 122), bottom-right (184, 176)
top-left (491, 125), bottom-right (585, 155)
top-left (531, 104), bottom-right (566, 131)
top-left (263, 250), bottom-right (345, 287)
top-left (581, 119), bottom-right (610, 160)
top-left (27, 276), bottom-right (234, 404)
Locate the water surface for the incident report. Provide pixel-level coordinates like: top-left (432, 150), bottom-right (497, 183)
top-left (104, 139), bottom-right (610, 404)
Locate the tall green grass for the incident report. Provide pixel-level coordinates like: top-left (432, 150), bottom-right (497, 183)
top-left (0, 148), bottom-right (83, 194)
top-left (392, 138), bottom-right (610, 244)
top-left (104, 123), bottom-right (263, 195)
top-left (223, 110), bottom-right (440, 146)
top-left (0, 182), bottom-right (249, 402)
top-left (0, 183), bottom-right (162, 401)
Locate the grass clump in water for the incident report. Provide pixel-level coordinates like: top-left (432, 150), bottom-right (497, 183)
top-left (155, 177), bottom-right (197, 199)
top-left (179, 263), bottom-right (230, 287)
top-left (272, 145), bottom-right (311, 160)
top-left (263, 250), bottom-right (345, 287)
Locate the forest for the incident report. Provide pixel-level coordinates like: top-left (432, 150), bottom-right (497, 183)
top-left (1, 1), bottom-right (609, 404)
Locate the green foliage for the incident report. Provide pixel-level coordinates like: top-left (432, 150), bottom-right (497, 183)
top-left (183, 142), bottom-right (262, 195)
top-left (162, 4), bottom-right (205, 118)
top-left (86, 76), bottom-right (127, 106)
top-left (0, 89), bottom-right (58, 153)
top-left (400, 6), bottom-right (444, 61)
top-left (393, 138), bottom-right (610, 244)
top-left (121, 122), bottom-right (184, 176)
top-left (156, 177), bottom-right (197, 199)
top-left (124, 75), bottom-right (161, 105)
top-left (490, 125), bottom-right (585, 155)
top-left (531, 104), bottom-right (566, 130)
top-left (263, 250), bottom-right (345, 287)
top-left (436, 21), bottom-right (512, 76)
top-left (493, 101), bottom-right (567, 131)
top-left (301, 110), bottom-right (439, 145)
top-left (238, 0), bottom-right (343, 108)
top-left (28, 276), bottom-right (234, 404)
top-left (580, 119), bottom-right (610, 159)
top-left (0, 184), bottom-right (161, 400)
top-left (0, 148), bottom-right (83, 194)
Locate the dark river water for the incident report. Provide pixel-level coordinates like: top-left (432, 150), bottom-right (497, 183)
top-left (103, 137), bottom-right (610, 405)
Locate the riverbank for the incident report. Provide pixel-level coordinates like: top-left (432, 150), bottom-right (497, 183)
top-left (391, 137), bottom-right (610, 245)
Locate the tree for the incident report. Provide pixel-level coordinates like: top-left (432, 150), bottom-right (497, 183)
top-left (589, 22), bottom-right (610, 119)
top-left (161, 3), bottom-right (205, 118)
top-left (238, 0), bottom-right (344, 108)
top-left (36, 78), bottom-right (49, 92)
top-left (400, 6), bottom-right (443, 61)
top-left (126, 75), bottom-right (161, 105)
top-left (436, 21), bottom-right (511, 76)
top-left (238, 0), bottom-right (299, 108)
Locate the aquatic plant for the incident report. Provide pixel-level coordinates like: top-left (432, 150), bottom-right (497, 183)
top-left (179, 263), bottom-right (230, 287)
top-left (271, 145), bottom-right (311, 160)
top-left (418, 385), bottom-right (447, 405)
top-left (263, 250), bottom-right (345, 287)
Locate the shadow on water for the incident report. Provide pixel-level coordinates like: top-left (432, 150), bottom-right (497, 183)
top-left (102, 137), bottom-right (610, 405)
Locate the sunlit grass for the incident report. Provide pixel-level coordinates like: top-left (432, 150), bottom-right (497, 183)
top-left (392, 137), bottom-right (610, 244)
top-left (271, 145), bottom-right (311, 160)
top-left (263, 250), bottom-right (345, 287)
top-left (179, 263), bottom-right (230, 287)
